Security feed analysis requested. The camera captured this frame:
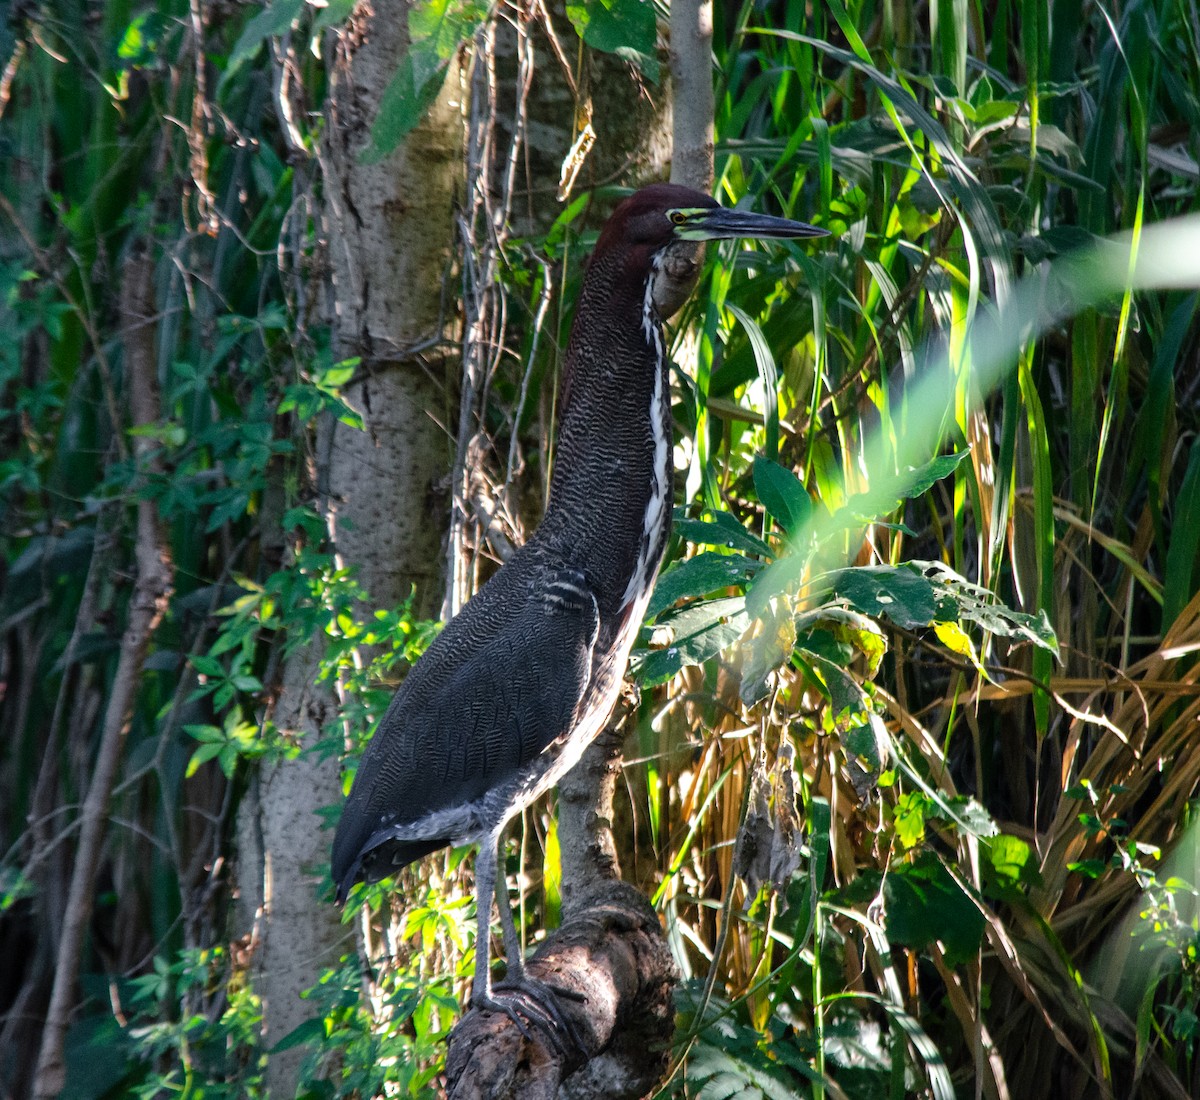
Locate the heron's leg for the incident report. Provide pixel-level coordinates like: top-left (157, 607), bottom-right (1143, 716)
top-left (470, 828), bottom-right (584, 1057)
top-left (493, 830), bottom-right (525, 982)
top-left (470, 830), bottom-right (500, 1006)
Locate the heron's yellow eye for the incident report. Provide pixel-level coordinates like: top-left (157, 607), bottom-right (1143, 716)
top-left (670, 211), bottom-right (688, 225)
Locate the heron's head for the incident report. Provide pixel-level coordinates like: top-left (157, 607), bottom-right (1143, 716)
top-left (596, 183), bottom-right (829, 319)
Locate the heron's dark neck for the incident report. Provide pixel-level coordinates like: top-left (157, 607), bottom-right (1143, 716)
top-left (538, 250), bottom-right (672, 618)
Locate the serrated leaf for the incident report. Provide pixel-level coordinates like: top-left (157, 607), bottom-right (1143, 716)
top-left (893, 791), bottom-right (928, 848)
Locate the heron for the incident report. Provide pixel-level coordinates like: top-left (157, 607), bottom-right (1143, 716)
top-left (332, 182), bottom-right (827, 1040)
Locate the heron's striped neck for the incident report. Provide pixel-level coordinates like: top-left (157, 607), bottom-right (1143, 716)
top-left (620, 253), bottom-right (672, 612)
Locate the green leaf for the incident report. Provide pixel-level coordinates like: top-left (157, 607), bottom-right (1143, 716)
top-left (802, 651), bottom-right (868, 720)
top-left (363, 0), bottom-right (488, 163)
top-left (843, 716), bottom-right (888, 773)
top-left (271, 1015), bottom-right (326, 1053)
top-left (565, 0), bottom-right (658, 79)
top-left (985, 834), bottom-right (1039, 888)
top-left (116, 11), bottom-right (167, 67)
top-left (364, 58), bottom-right (450, 164)
top-left (753, 456), bottom-right (812, 533)
top-left (726, 302), bottom-right (780, 458)
top-left (190, 654), bottom-right (224, 678)
top-left (648, 552), bottom-right (761, 618)
top-left (915, 560), bottom-right (1060, 655)
top-left (892, 790), bottom-right (928, 848)
top-left (882, 854), bottom-right (985, 966)
top-left (898, 449), bottom-right (970, 498)
top-left (223, 0), bottom-right (305, 89)
top-left (185, 741), bottom-right (223, 778)
top-left (825, 565), bottom-right (938, 629)
top-left (675, 508), bottom-right (773, 558)
top-left (634, 597), bottom-right (749, 685)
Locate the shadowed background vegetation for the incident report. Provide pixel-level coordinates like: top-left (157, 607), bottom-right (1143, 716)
top-left (1, 0), bottom-right (1199, 1097)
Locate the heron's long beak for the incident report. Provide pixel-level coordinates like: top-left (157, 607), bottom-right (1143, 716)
top-left (677, 206), bottom-right (829, 242)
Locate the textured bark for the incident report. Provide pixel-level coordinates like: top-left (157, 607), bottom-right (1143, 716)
top-left (242, 2), bottom-right (465, 1094)
top-left (32, 248), bottom-right (174, 1099)
top-left (445, 881), bottom-right (676, 1100)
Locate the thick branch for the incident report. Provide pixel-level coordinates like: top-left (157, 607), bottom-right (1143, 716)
top-left (32, 246), bottom-right (174, 1099)
top-left (445, 881), bottom-right (676, 1100)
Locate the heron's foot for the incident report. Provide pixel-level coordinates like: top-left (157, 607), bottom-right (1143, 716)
top-left (474, 976), bottom-right (587, 1058)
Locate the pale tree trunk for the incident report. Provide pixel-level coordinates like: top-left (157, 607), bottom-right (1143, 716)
top-left (670, 0), bottom-right (715, 192)
top-left (240, 3), bottom-right (464, 1094)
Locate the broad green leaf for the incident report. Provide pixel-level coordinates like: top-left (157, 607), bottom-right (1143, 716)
top-left (648, 552), bottom-right (761, 618)
top-left (271, 1015), bottom-right (326, 1053)
top-left (634, 597), bottom-right (749, 685)
top-left (916, 560), bottom-right (1060, 655)
top-left (753, 455), bottom-right (812, 532)
top-left (802, 651), bottom-right (867, 720)
top-left (882, 854), bottom-right (985, 966)
top-left (892, 791), bottom-right (928, 848)
top-left (984, 834), bottom-right (1040, 889)
top-left (364, 0), bottom-right (487, 162)
top-left (898, 449), bottom-right (970, 498)
top-left (675, 508), bottom-right (773, 558)
top-left (565, 0), bottom-right (658, 79)
top-left (825, 565), bottom-right (938, 629)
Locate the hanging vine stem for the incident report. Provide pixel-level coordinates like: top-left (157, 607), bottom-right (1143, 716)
top-left (444, 0), bottom-right (537, 619)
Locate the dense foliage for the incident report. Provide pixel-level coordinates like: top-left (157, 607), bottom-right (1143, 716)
top-left (1, 0), bottom-right (1198, 1097)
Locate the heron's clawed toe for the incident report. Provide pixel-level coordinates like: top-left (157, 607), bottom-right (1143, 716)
top-left (476, 977), bottom-right (587, 1058)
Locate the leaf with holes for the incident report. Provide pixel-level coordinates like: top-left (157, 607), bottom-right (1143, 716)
top-left (633, 597), bottom-right (749, 685)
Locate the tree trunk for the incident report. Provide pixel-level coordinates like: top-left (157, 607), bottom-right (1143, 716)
top-left (240, 3), bottom-right (464, 1094)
